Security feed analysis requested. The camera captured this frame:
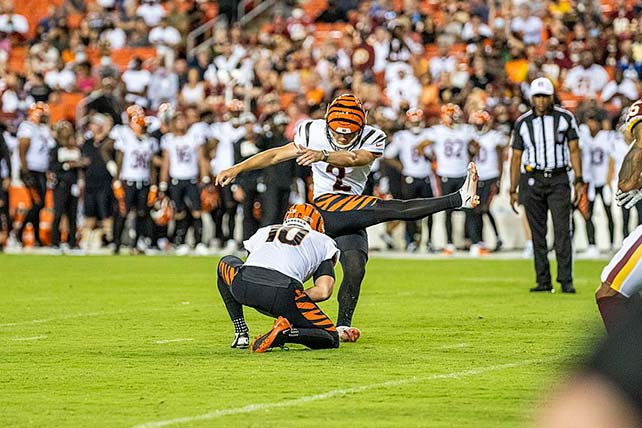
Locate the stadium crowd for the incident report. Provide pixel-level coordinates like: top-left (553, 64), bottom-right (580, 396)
top-left (0, 0), bottom-right (640, 255)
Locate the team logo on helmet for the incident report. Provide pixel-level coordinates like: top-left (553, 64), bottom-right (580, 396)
top-left (325, 94), bottom-right (367, 150)
top-left (283, 203), bottom-right (325, 233)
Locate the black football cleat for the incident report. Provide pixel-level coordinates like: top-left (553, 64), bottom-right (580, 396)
top-left (530, 284), bottom-right (555, 293)
top-left (561, 285), bottom-right (576, 294)
top-left (231, 332), bottom-right (249, 349)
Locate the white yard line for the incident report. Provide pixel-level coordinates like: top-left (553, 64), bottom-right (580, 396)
top-left (132, 358), bottom-right (552, 428)
top-left (12, 335), bottom-right (47, 341)
top-left (437, 343), bottom-right (469, 349)
top-left (0, 304), bottom-right (208, 328)
top-left (154, 338), bottom-right (194, 344)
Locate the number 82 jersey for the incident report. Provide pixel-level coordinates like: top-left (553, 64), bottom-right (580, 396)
top-left (294, 119), bottom-right (386, 200)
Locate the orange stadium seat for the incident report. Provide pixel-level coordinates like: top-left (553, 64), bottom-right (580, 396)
top-left (280, 92), bottom-right (296, 109)
top-left (302, 0), bottom-right (328, 19)
top-left (8, 46), bottom-right (26, 73)
top-left (558, 92), bottom-right (585, 112)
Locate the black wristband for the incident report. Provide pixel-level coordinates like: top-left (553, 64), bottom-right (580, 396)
top-left (322, 150), bottom-right (329, 162)
top-left (574, 176), bottom-right (584, 185)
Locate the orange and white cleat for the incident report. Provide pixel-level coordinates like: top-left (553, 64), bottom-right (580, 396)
top-left (459, 162), bottom-right (480, 209)
top-left (250, 316), bottom-right (291, 353)
top-left (441, 244), bottom-right (455, 256)
top-left (337, 326), bottom-right (361, 343)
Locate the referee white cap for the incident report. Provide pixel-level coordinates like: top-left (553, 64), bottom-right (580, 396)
top-left (530, 77), bottom-right (555, 96)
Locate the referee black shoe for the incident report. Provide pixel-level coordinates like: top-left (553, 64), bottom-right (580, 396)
top-left (530, 284), bottom-right (555, 293)
top-left (561, 284), bottom-right (576, 294)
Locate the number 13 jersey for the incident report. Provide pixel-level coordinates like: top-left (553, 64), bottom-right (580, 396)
top-left (294, 119), bottom-right (386, 200)
top-left (243, 224), bottom-right (340, 284)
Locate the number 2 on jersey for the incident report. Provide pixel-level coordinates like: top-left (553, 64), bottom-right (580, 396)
top-left (326, 165), bottom-right (351, 192)
top-left (266, 225), bottom-right (309, 246)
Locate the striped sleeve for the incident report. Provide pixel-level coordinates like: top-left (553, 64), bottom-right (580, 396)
top-left (360, 127), bottom-right (386, 154)
top-left (293, 120), bottom-right (313, 148)
top-left (565, 112), bottom-right (580, 141)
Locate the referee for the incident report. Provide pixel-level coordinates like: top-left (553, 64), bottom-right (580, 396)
top-left (509, 77), bottom-right (585, 293)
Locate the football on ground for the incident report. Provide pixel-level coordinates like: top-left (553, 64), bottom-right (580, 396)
top-left (0, 255), bottom-right (602, 427)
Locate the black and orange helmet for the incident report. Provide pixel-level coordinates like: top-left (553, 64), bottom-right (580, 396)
top-left (28, 102), bottom-right (50, 123)
top-left (406, 108), bottom-right (424, 123)
top-left (440, 103), bottom-right (462, 126)
top-left (283, 203), bottom-right (325, 234)
top-left (126, 104), bottom-right (144, 120)
top-left (325, 94), bottom-right (367, 150)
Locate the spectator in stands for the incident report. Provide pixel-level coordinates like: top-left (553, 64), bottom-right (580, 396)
top-left (29, 34), bottom-right (59, 74)
top-left (510, 4), bottom-right (543, 46)
top-left (563, 51), bottom-right (610, 97)
top-left (75, 61), bottom-right (97, 95)
top-left (129, 17), bottom-right (151, 47)
top-left (100, 19), bottom-right (127, 50)
top-left (0, 0), bottom-right (27, 36)
top-left (136, 0), bottom-right (166, 27)
top-left (385, 67), bottom-right (421, 112)
top-left (26, 73), bottom-right (52, 103)
top-left (1, 72), bottom-right (22, 113)
top-left (149, 16), bottom-right (181, 69)
top-left (45, 58), bottom-right (76, 93)
top-left (122, 57), bottom-right (151, 108)
top-left (601, 68), bottom-right (639, 109)
top-left (429, 37), bottom-right (457, 81)
top-left (147, 59), bottom-right (179, 109)
top-left (179, 68), bottom-right (206, 108)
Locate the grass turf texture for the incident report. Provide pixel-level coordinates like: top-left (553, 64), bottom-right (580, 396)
top-left (1, 255), bottom-right (605, 427)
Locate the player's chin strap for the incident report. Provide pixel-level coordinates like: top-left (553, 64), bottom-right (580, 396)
top-left (616, 188), bottom-right (642, 209)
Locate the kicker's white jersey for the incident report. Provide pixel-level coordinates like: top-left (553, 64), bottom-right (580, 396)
top-left (17, 121), bottom-right (54, 172)
top-left (160, 132), bottom-right (202, 180)
top-left (385, 129), bottom-right (433, 179)
top-left (294, 119), bottom-right (386, 200)
top-left (474, 129), bottom-right (506, 181)
top-left (243, 224), bottom-right (340, 284)
top-left (425, 124), bottom-right (475, 177)
top-left (210, 121), bottom-right (246, 175)
top-left (114, 131), bottom-right (158, 182)
top-left (579, 125), bottom-right (613, 186)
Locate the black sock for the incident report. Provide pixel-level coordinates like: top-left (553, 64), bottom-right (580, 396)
top-left (193, 217), bottom-right (203, 245)
top-left (232, 318), bottom-right (248, 334)
top-left (336, 249), bottom-right (367, 327)
top-left (374, 193), bottom-right (461, 223)
top-left (286, 327), bottom-right (339, 349)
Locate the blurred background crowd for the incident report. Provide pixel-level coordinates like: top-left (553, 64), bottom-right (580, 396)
top-left (0, 0), bottom-right (639, 255)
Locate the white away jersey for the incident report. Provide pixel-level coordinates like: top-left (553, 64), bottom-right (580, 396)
top-left (294, 119), bottom-right (386, 200)
top-left (17, 121), bottom-right (54, 172)
top-left (114, 131), bottom-right (158, 182)
top-left (386, 129), bottom-right (434, 178)
top-left (210, 121), bottom-right (246, 175)
top-left (474, 129), bottom-right (506, 181)
top-left (425, 124), bottom-right (475, 177)
top-left (243, 224), bottom-right (340, 284)
top-left (579, 125), bottom-right (613, 186)
top-left (161, 132), bottom-right (202, 180)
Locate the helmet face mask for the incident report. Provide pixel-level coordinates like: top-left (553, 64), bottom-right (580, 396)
top-left (325, 94), bottom-right (367, 151)
top-left (470, 110), bottom-right (491, 132)
top-left (440, 103), bottom-right (462, 127)
top-left (283, 203), bottom-right (325, 234)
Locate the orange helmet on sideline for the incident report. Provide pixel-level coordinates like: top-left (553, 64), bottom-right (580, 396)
top-left (28, 102), bottom-right (50, 123)
top-left (283, 203), bottom-right (325, 234)
top-left (440, 103), bottom-right (462, 126)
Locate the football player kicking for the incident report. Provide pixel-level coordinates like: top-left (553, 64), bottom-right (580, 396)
top-left (217, 203), bottom-right (343, 352)
top-left (598, 99), bottom-right (642, 333)
top-left (217, 94), bottom-right (479, 342)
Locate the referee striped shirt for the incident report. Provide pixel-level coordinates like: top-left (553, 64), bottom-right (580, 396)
top-left (510, 106), bottom-right (580, 170)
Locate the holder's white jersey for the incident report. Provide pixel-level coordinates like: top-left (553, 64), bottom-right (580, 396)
top-left (385, 129), bottom-right (434, 179)
top-left (294, 119), bottom-right (386, 200)
top-left (243, 224), bottom-right (340, 284)
top-left (160, 132), bottom-right (202, 180)
top-left (17, 121), bottom-right (54, 172)
top-left (579, 125), bottom-right (613, 187)
top-left (474, 129), bottom-right (506, 181)
top-left (114, 130), bottom-right (158, 182)
top-left (424, 124), bottom-right (475, 178)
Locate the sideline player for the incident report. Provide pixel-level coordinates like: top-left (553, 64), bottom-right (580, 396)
top-left (217, 203), bottom-right (343, 352)
top-left (598, 99), bottom-right (642, 333)
top-left (216, 94), bottom-right (479, 341)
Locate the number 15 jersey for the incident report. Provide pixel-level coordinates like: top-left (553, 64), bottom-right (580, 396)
top-left (294, 119), bottom-right (386, 200)
top-left (243, 224), bottom-right (340, 284)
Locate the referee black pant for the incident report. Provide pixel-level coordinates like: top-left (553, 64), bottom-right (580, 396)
top-left (521, 171), bottom-right (573, 288)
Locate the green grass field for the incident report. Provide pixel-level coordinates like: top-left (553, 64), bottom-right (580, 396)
top-left (1, 255), bottom-right (606, 427)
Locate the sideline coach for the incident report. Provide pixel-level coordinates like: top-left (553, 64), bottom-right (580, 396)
top-left (509, 77), bottom-right (585, 293)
